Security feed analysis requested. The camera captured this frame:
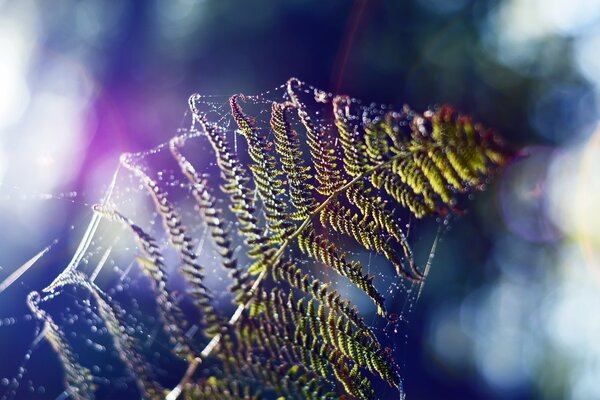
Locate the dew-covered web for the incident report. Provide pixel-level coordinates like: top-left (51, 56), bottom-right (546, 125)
top-left (0, 80), bottom-right (447, 400)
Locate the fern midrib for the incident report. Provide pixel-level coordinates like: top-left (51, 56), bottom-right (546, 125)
top-left (167, 148), bottom-right (420, 399)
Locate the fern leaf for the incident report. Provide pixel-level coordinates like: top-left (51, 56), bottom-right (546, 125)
top-left (230, 95), bottom-right (290, 238)
top-left (120, 154), bottom-right (220, 335)
top-left (270, 101), bottom-right (315, 220)
top-left (320, 199), bottom-right (408, 279)
top-left (52, 272), bottom-right (164, 399)
top-left (287, 78), bottom-right (344, 195)
top-left (184, 376), bottom-right (259, 400)
top-left (92, 204), bottom-right (194, 359)
top-left (270, 259), bottom-right (377, 343)
top-left (189, 104), bottom-right (274, 273)
top-left (31, 80), bottom-right (513, 400)
top-left (333, 95), bottom-right (370, 177)
top-left (170, 136), bottom-right (248, 295)
top-left (346, 181), bottom-right (416, 274)
top-left (27, 291), bottom-right (95, 400)
top-left (297, 225), bottom-right (385, 315)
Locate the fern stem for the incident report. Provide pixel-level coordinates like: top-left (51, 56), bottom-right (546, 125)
top-left (166, 150), bottom-right (416, 400)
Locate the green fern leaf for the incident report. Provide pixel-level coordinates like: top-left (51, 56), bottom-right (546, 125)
top-left (36, 79), bottom-right (512, 400)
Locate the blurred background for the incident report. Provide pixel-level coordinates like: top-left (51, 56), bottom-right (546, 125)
top-left (1, 0), bottom-right (600, 399)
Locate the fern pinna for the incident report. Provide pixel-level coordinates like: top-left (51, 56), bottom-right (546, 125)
top-left (28, 78), bottom-right (512, 400)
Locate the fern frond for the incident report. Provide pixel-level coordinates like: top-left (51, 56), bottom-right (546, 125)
top-left (184, 376), bottom-right (259, 400)
top-left (120, 154), bottom-right (220, 335)
top-left (84, 279), bottom-right (165, 399)
top-left (189, 103), bottom-right (273, 272)
top-left (92, 204), bottom-right (194, 359)
top-left (240, 308), bottom-right (376, 399)
top-left (362, 115), bottom-right (391, 163)
top-left (51, 272), bottom-right (164, 399)
top-left (219, 347), bottom-right (335, 400)
top-left (230, 95), bottom-right (291, 240)
top-left (170, 136), bottom-right (248, 295)
top-left (270, 101), bottom-right (315, 220)
top-left (297, 225), bottom-right (385, 315)
top-left (270, 259), bottom-right (377, 343)
top-left (320, 199), bottom-right (407, 279)
top-left (28, 80), bottom-right (516, 400)
top-left (346, 181), bottom-right (415, 271)
top-left (287, 78), bottom-right (344, 195)
top-left (333, 95), bottom-right (370, 177)
top-left (27, 291), bottom-right (95, 400)
top-left (371, 168), bottom-right (432, 218)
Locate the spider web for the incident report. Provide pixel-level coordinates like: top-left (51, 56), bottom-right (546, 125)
top-left (0, 81), bottom-right (443, 400)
